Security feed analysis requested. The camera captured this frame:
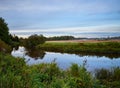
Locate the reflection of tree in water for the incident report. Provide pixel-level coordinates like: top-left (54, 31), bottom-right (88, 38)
top-left (77, 52), bottom-right (120, 59)
top-left (14, 46), bottom-right (19, 50)
top-left (26, 49), bottom-right (46, 59)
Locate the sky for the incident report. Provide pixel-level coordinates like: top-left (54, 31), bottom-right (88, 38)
top-left (0, 0), bottom-right (120, 38)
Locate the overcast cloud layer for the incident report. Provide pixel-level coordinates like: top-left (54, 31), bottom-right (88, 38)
top-left (0, 0), bottom-right (120, 38)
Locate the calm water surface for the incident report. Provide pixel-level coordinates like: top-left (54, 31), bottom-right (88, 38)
top-left (11, 46), bottom-right (120, 73)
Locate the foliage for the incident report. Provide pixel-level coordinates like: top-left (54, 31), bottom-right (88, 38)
top-left (47, 36), bottom-right (75, 40)
top-left (0, 39), bottom-right (11, 53)
top-left (69, 64), bottom-right (93, 88)
top-left (0, 17), bottom-right (11, 44)
top-left (0, 17), bottom-right (20, 48)
top-left (25, 34), bottom-right (46, 49)
top-left (0, 53), bottom-right (26, 88)
top-left (9, 34), bottom-right (20, 47)
top-left (38, 42), bottom-right (120, 58)
top-left (0, 52), bottom-right (120, 88)
top-left (95, 68), bottom-right (120, 88)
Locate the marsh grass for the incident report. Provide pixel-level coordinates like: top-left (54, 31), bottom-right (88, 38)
top-left (95, 67), bottom-right (120, 88)
top-left (38, 42), bottom-right (120, 53)
top-left (38, 42), bottom-right (120, 58)
top-left (0, 52), bottom-right (120, 88)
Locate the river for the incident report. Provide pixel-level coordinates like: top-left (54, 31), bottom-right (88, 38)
top-left (11, 46), bottom-right (120, 74)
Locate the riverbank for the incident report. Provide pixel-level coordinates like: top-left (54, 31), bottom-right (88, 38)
top-left (38, 41), bottom-right (120, 55)
top-left (46, 39), bottom-right (120, 43)
top-left (1, 52), bottom-right (120, 88)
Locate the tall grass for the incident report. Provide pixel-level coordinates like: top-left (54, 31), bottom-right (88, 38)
top-left (37, 42), bottom-right (120, 58)
top-left (0, 52), bottom-right (120, 88)
top-left (95, 67), bottom-right (120, 88)
top-left (39, 42), bottom-right (120, 53)
top-left (0, 53), bottom-right (26, 88)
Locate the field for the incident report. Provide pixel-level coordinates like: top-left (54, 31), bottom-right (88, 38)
top-left (38, 40), bottom-right (120, 55)
top-left (46, 39), bottom-right (120, 43)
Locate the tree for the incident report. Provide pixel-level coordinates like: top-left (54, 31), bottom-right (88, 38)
top-left (0, 17), bottom-right (11, 44)
top-left (25, 34), bottom-right (46, 49)
top-left (47, 36), bottom-right (75, 40)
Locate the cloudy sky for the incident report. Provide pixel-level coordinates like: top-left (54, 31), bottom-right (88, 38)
top-left (0, 0), bottom-right (120, 38)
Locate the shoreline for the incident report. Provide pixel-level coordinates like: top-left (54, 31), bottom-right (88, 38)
top-left (46, 39), bottom-right (120, 43)
top-left (38, 41), bottom-right (120, 56)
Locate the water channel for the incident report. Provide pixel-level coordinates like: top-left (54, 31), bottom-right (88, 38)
top-left (11, 46), bottom-right (120, 74)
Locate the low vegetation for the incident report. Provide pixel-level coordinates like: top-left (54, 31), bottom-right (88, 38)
top-left (1, 17), bottom-right (120, 88)
top-left (0, 52), bottom-right (120, 88)
top-left (0, 17), bottom-right (20, 48)
top-left (38, 41), bottom-right (120, 55)
top-left (0, 39), bottom-right (11, 53)
top-left (95, 68), bottom-right (120, 88)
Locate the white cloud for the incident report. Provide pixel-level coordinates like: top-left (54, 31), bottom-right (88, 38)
top-left (0, 0), bottom-right (120, 14)
top-left (1, 0), bottom-right (120, 38)
top-left (10, 24), bottom-right (120, 34)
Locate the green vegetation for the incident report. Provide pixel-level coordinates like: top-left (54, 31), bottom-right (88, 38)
top-left (38, 41), bottom-right (120, 54)
top-left (95, 68), bottom-right (120, 88)
top-left (24, 34), bottom-right (46, 49)
top-left (9, 34), bottom-right (20, 47)
top-left (1, 52), bottom-right (120, 88)
top-left (0, 17), bottom-right (11, 44)
top-left (47, 36), bottom-right (75, 40)
top-left (0, 17), bottom-right (120, 88)
top-left (0, 39), bottom-right (11, 53)
top-left (0, 17), bottom-right (20, 48)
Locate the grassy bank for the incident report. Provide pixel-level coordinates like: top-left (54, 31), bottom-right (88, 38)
top-left (0, 52), bottom-right (120, 88)
top-left (38, 41), bottom-right (120, 56)
top-left (0, 39), bottom-right (11, 53)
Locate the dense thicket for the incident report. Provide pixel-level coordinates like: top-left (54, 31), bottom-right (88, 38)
top-left (0, 17), bottom-right (20, 48)
top-left (0, 17), bottom-right (11, 44)
top-left (25, 34), bottom-right (46, 49)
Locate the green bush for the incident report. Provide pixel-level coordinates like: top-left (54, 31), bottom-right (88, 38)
top-left (95, 67), bottom-right (120, 88)
top-left (1, 52), bottom-right (120, 88)
top-left (25, 34), bottom-right (46, 49)
top-left (0, 53), bottom-right (26, 88)
top-left (0, 39), bottom-right (11, 53)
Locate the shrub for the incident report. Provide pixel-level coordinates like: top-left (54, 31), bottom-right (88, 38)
top-left (25, 34), bottom-right (46, 49)
top-left (95, 68), bottom-right (120, 87)
top-left (0, 39), bottom-right (11, 53)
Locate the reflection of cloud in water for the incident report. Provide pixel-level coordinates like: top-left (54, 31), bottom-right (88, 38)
top-left (11, 47), bottom-right (26, 58)
top-left (11, 46), bottom-right (120, 74)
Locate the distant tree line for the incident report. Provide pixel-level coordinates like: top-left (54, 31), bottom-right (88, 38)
top-left (47, 36), bottom-right (75, 40)
top-left (22, 35), bottom-right (75, 49)
top-left (1, 17), bottom-right (120, 51)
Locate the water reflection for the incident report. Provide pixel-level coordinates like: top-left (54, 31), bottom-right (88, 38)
top-left (14, 46), bottom-right (19, 50)
top-left (77, 52), bottom-right (120, 59)
top-left (11, 46), bottom-right (120, 73)
top-left (26, 49), bottom-right (45, 59)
